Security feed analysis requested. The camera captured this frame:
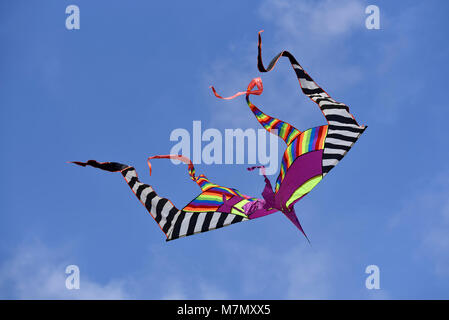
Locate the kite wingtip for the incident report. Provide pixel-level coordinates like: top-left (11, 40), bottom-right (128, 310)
top-left (68, 161), bottom-right (84, 166)
top-left (305, 235), bottom-right (312, 245)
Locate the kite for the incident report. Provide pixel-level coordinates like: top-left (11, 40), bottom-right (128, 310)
top-left (72, 31), bottom-right (366, 241)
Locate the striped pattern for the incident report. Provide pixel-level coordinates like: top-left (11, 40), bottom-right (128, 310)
top-left (195, 174), bottom-right (215, 191)
top-left (246, 98), bottom-right (301, 145)
top-left (121, 167), bottom-right (179, 236)
top-left (322, 124), bottom-right (366, 175)
top-left (169, 211), bottom-right (248, 240)
top-left (257, 32), bottom-right (366, 176)
top-left (275, 125), bottom-right (328, 191)
top-left (183, 185), bottom-right (255, 213)
top-left (289, 64), bottom-right (366, 175)
top-left (120, 166), bottom-right (249, 241)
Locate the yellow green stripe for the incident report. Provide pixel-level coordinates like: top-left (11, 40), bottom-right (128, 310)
top-left (286, 175), bottom-right (322, 208)
top-left (231, 200), bottom-right (250, 217)
top-left (301, 130), bottom-right (311, 153)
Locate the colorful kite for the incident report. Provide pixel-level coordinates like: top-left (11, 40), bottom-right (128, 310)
top-left (72, 31), bottom-right (366, 241)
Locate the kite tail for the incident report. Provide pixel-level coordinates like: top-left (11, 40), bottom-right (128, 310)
top-left (147, 154), bottom-right (197, 181)
top-left (211, 77), bottom-right (301, 146)
top-left (257, 30), bottom-right (363, 128)
top-left (244, 78), bottom-right (302, 145)
top-left (146, 154), bottom-right (214, 192)
top-left (70, 160), bottom-right (181, 240)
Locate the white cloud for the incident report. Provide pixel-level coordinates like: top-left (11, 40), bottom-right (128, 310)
top-left (198, 282), bottom-right (229, 300)
top-left (0, 242), bottom-right (129, 299)
top-left (161, 281), bottom-right (188, 300)
top-left (158, 278), bottom-right (228, 300)
top-left (0, 242), bottom-right (235, 300)
top-left (0, 231), bottom-right (342, 300)
top-left (217, 240), bottom-right (333, 299)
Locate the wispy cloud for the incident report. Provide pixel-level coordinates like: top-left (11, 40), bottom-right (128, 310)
top-left (216, 240), bottom-right (334, 299)
top-left (0, 239), bottom-right (335, 299)
top-left (0, 242), bottom-right (129, 299)
top-left (160, 281), bottom-right (188, 300)
top-left (259, 0), bottom-right (364, 38)
top-left (257, 0), bottom-right (365, 89)
top-left (198, 282), bottom-right (229, 300)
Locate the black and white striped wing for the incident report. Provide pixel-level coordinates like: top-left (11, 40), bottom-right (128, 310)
top-left (166, 211), bottom-right (248, 241)
top-left (121, 167), bottom-right (249, 241)
top-left (73, 160), bottom-right (250, 242)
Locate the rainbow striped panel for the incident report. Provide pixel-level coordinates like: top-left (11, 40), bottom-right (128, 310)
top-left (195, 174), bottom-right (215, 191)
top-left (183, 186), bottom-right (256, 213)
top-left (249, 101), bottom-right (301, 145)
top-left (275, 125), bottom-right (328, 192)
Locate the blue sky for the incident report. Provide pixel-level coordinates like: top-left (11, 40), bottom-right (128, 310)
top-left (1, 0), bottom-right (449, 299)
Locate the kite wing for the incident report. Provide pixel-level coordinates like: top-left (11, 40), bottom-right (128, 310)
top-left (71, 156), bottom-right (276, 241)
top-left (210, 31), bottom-right (367, 239)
